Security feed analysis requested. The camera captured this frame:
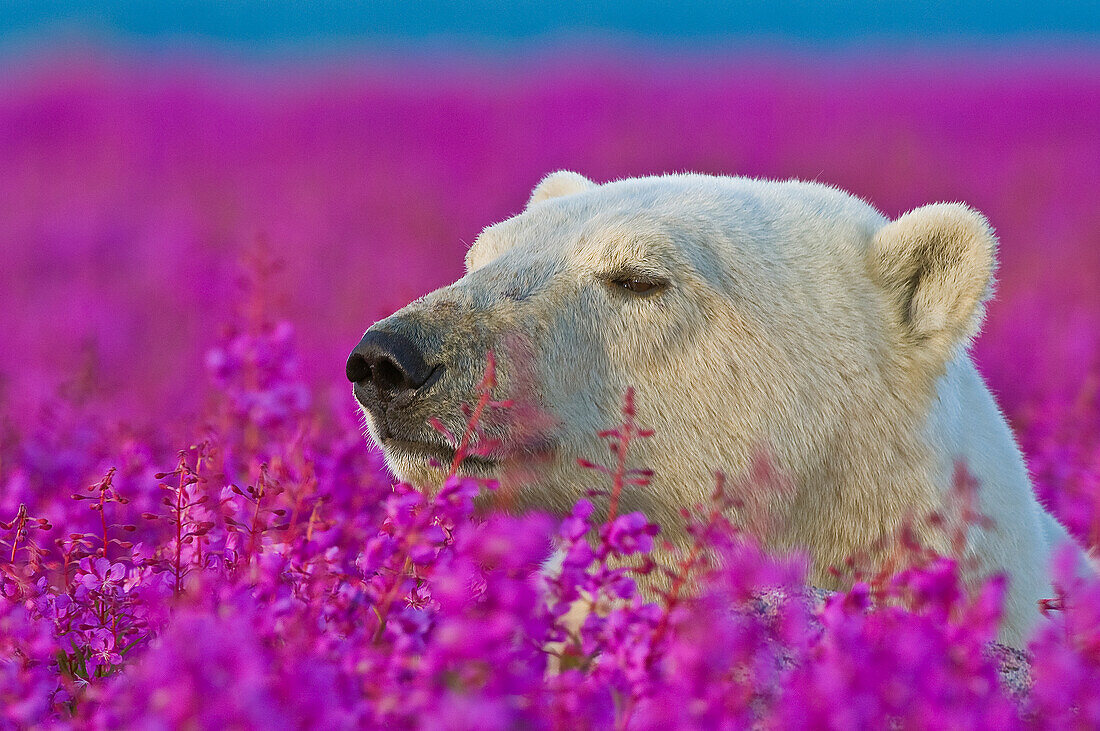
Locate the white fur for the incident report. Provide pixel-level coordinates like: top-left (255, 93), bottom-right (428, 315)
top-left (366, 171), bottom-right (1085, 646)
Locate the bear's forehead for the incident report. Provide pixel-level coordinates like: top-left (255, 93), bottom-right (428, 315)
top-left (469, 175), bottom-right (886, 276)
top-left (478, 211), bottom-right (678, 267)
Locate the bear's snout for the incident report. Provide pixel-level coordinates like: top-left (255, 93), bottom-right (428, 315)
top-left (349, 311), bottom-right (510, 482)
top-left (347, 330), bottom-right (441, 417)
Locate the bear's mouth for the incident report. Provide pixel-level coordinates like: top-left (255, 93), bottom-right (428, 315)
top-left (382, 437), bottom-right (499, 473)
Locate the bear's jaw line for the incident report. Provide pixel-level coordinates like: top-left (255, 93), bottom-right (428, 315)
top-left (382, 437), bottom-right (499, 473)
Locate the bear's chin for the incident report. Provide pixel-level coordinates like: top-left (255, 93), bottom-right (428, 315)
top-left (380, 438), bottom-right (499, 489)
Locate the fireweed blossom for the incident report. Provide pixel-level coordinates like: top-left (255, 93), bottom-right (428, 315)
top-left (0, 268), bottom-right (1093, 727)
top-left (0, 60), bottom-right (1098, 728)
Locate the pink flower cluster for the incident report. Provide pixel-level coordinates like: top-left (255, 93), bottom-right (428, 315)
top-left (0, 289), bottom-right (1097, 727)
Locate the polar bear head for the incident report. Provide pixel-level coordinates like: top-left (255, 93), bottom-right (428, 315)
top-left (346, 172), bottom-right (997, 571)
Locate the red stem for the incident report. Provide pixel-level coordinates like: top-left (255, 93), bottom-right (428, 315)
top-left (449, 389), bottom-right (491, 477)
top-left (607, 426), bottom-right (632, 525)
top-left (248, 471), bottom-right (266, 569)
top-left (99, 489), bottom-right (109, 559)
top-left (10, 504), bottom-right (27, 563)
top-left (619, 502), bottom-right (723, 731)
top-left (174, 465), bottom-right (185, 597)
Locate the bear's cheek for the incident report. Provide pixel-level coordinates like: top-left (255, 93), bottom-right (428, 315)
top-left (523, 296), bottom-right (692, 431)
top-left (603, 294), bottom-right (709, 370)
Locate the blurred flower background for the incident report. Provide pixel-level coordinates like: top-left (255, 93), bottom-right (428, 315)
top-left (1, 1), bottom-right (1097, 426)
top-left (1, 2), bottom-right (1098, 727)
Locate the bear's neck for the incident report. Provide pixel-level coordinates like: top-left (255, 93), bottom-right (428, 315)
top-left (777, 363), bottom-right (974, 586)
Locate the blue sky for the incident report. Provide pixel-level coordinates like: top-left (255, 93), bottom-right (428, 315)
top-left (3, 0), bottom-right (1098, 50)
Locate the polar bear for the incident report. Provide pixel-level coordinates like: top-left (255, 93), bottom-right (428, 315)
top-left (346, 171), bottom-right (1080, 645)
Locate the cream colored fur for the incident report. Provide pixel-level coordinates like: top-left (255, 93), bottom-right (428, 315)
top-left (360, 171), bottom-right (1084, 646)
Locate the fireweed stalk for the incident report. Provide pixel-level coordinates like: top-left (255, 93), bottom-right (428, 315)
top-left (364, 350), bottom-right (514, 643)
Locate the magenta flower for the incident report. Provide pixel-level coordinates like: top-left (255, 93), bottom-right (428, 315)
top-left (78, 558), bottom-right (127, 595)
top-left (85, 630), bottom-right (123, 676)
top-left (603, 512), bottom-right (660, 556)
top-left (561, 499), bottom-right (596, 541)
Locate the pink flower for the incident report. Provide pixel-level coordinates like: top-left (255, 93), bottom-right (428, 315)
top-left (603, 512), bottom-right (659, 556)
top-left (78, 558), bottom-right (127, 595)
top-left (85, 630), bottom-right (122, 676)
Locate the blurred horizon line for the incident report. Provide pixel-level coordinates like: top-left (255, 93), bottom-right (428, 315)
top-left (2, 31), bottom-right (1099, 81)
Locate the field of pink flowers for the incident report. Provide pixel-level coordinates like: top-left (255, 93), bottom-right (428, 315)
top-left (1, 51), bottom-right (1099, 726)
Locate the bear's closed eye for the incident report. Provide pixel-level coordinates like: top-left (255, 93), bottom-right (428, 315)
top-left (605, 271), bottom-right (668, 296)
top-left (615, 277), bottom-right (662, 294)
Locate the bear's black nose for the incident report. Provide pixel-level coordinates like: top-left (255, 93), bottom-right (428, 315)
top-left (346, 330), bottom-right (435, 398)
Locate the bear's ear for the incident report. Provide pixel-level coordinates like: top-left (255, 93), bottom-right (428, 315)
top-left (868, 202), bottom-right (997, 356)
top-left (526, 170), bottom-right (595, 208)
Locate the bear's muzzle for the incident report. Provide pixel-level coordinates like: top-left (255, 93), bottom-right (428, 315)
top-left (347, 329), bottom-right (446, 438)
